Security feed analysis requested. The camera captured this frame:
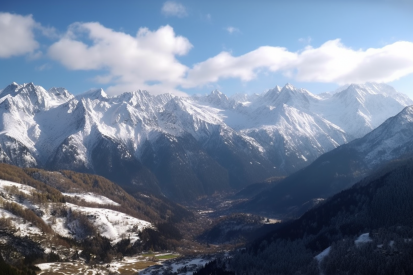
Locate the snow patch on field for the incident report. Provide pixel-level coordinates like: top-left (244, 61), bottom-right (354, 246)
top-left (0, 208), bottom-right (43, 237)
top-left (65, 203), bottom-right (152, 244)
top-left (355, 233), bottom-right (372, 246)
top-left (0, 179), bottom-right (152, 244)
top-left (0, 179), bottom-right (36, 195)
top-left (315, 246), bottom-right (331, 262)
top-left (63, 192), bottom-right (120, 206)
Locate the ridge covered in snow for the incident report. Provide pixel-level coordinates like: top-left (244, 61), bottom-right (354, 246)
top-left (0, 81), bottom-right (411, 200)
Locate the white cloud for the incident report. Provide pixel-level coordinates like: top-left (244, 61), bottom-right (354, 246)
top-left (226, 26), bottom-right (240, 34)
top-left (48, 23), bottom-right (192, 95)
top-left (0, 12), bottom-right (58, 59)
top-left (46, 19), bottom-right (413, 94)
top-left (161, 1), bottom-right (187, 18)
top-left (184, 39), bottom-right (413, 88)
top-left (294, 39), bottom-right (413, 84)
top-left (0, 12), bottom-right (39, 58)
top-left (183, 47), bottom-right (296, 88)
top-left (37, 24), bottom-right (58, 39)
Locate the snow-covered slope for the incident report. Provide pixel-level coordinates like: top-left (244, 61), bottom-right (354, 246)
top-left (193, 82), bottom-right (411, 173)
top-left (0, 179), bottom-right (152, 244)
top-left (0, 82), bottom-right (411, 200)
top-left (313, 83), bottom-right (413, 138)
top-left (352, 105), bottom-right (413, 167)
top-left (240, 105), bottom-right (413, 216)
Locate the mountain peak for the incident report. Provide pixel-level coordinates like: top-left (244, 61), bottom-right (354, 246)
top-left (201, 89), bottom-right (232, 108)
top-left (262, 85), bottom-right (281, 101)
top-left (211, 89), bottom-right (223, 96)
top-left (48, 87), bottom-right (72, 97)
top-left (208, 89), bottom-right (228, 101)
top-left (282, 83), bottom-right (296, 91)
top-left (119, 89), bottom-right (151, 101)
top-left (1, 82), bottom-right (20, 95)
top-left (78, 88), bottom-right (108, 100)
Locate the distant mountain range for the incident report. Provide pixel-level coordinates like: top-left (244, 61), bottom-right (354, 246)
top-left (237, 105), bottom-right (413, 217)
top-left (0, 82), bottom-right (411, 201)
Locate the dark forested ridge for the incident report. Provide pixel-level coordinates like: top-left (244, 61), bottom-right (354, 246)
top-left (196, 157), bottom-right (413, 274)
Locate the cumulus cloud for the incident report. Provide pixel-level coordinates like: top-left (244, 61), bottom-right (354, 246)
top-left (183, 47), bottom-right (296, 88)
top-left (0, 12), bottom-right (57, 59)
top-left (46, 19), bottom-right (413, 95)
top-left (184, 39), bottom-right (413, 88)
top-left (294, 39), bottom-right (413, 84)
top-left (161, 1), bottom-right (187, 18)
top-left (48, 23), bottom-right (192, 95)
top-left (0, 12), bottom-right (39, 58)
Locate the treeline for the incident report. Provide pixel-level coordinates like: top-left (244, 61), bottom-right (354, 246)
top-left (321, 227), bottom-right (413, 275)
top-left (0, 163), bottom-right (64, 203)
top-left (0, 254), bottom-right (36, 275)
top-left (2, 201), bottom-right (52, 234)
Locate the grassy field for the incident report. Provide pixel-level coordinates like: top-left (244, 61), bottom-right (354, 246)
top-left (141, 252), bottom-right (180, 259)
top-left (36, 253), bottom-right (180, 274)
top-left (155, 254), bottom-right (179, 260)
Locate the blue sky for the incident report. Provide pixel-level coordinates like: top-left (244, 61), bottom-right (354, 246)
top-left (1, 0), bottom-right (413, 97)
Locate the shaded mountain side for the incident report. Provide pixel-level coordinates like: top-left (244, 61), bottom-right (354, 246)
top-left (203, 130), bottom-right (276, 189)
top-left (140, 133), bottom-right (230, 200)
top-left (237, 147), bottom-right (367, 216)
top-left (89, 135), bottom-right (162, 196)
top-left (236, 106), bottom-right (413, 217)
top-left (233, 176), bottom-right (285, 199)
top-left (0, 135), bottom-right (38, 168)
top-left (250, 157), bottom-right (413, 251)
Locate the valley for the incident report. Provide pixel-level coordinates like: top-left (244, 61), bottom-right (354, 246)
top-left (1, 2), bottom-right (412, 273)
top-left (0, 82), bottom-right (412, 275)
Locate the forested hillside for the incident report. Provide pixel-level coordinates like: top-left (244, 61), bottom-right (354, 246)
top-left (198, 157), bottom-right (413, 274)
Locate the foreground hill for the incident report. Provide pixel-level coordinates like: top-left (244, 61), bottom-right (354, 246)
top-left (0, 82), bottom-right (410, 201)
top-left (0, 163), bottom-right (194, 273)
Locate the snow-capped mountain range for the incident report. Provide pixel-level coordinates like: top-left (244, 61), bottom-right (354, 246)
top-left (239, 104), bottom-right (413, 216)
top-left (0, 82), bottom-right (411, 200)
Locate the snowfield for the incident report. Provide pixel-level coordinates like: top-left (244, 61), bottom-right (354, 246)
top-left (64, 203), bottom-right (152, 244)
top-left (315, 246), bottom-right (331, 262)
top-left (0, 81), bottom-right (411, 180)
top-left (63, 192), bottom-right (120, 206)
top-left (355, 233), bottom-right (373, 246)
top-left (0, 179), bottom-right (152, 244)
